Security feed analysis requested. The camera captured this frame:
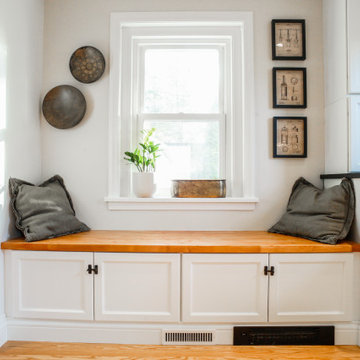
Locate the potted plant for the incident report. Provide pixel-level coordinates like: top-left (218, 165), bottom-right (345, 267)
top-left (124, 128), bottom-right (160, 198)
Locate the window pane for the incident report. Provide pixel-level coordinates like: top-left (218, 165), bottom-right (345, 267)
top-left (144, 120), bottom-right (220, 195)
top-left (144, 49), bottom-right (220, 114)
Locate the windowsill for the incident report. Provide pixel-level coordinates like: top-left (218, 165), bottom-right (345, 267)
top-left (104, 197), bottom-right (259, 211)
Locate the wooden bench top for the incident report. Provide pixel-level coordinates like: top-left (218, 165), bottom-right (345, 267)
top-left (1, 230), bottom-right (358, 253)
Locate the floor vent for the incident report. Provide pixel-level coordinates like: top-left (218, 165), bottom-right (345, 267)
top-left (162, 329), bottom-right (216, 345)
top-left (234, 326), bottom-right (334, 345)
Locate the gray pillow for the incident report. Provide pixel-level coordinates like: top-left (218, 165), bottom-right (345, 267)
top-left (269, 177), bottom-right (355, 244)
top-left (9, 175), bottom-right (90, 242)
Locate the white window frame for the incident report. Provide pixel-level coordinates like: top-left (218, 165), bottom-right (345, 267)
top-left (105, 12), bottom-right (258, 211)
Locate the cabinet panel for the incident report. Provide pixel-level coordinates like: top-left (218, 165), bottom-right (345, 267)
top-left (182, 254), bottom-right (268, 323)
top-left (269, 253), bottom-right (353, 322)
top-left (347, 0), bottom-right (360, 93)
top-left (5, 251), bottom-right (93, 320)
top-left (94, 253), bottom-right (180, 322)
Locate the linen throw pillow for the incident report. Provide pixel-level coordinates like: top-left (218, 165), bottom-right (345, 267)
top-left (268, 177), bottom-right (355, 244)
top-left (9, 175), bottom-right (90, 242)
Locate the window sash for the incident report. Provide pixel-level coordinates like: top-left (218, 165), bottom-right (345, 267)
top-left (136, 43), bottom-right (225, 115)
top-left (138, 113), bottom-right (226, 181)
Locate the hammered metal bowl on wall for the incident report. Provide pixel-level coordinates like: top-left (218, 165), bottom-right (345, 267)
top-left (69, 46), bottom-right (105, 83)
top-left (42, 85), bottom-right (87, 129)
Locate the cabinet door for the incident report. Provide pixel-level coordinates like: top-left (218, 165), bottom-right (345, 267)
top-left (5, 250), bottom-right (93, 320)
top-left (348, 0), bottom-right (360, 93)
top-left (182, 254), bottom-right (268, 323)
top-left (269, 253), bottom-right (353, 322)
top-left (94, 253), bottom-right (180, 322)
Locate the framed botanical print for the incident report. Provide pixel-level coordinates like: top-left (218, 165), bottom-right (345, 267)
top-left (273, 116), bottom-right (307, 158)
top-left (273, 67), bottom-right (307, 108)
top-left (272, 19), bottom-right (306, 60)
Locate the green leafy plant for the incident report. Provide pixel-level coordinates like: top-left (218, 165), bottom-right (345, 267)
top-left (124, 128), bottom-right (160, 172)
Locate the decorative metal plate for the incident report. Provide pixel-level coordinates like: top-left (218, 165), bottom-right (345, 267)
top-left (69, 46), bottom-right (105, 83)
top-left (42, 85), bottom-right (86, 129)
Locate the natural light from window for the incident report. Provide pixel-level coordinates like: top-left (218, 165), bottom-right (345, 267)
top-left (143, 49), bottom-right (219, 114)
top-left (144, 120), bottom-right (220, 194)
top-left (141, 48), bottom-right (222, 195)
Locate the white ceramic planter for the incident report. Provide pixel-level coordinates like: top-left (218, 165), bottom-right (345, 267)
top-left (132, 172), bottom-right (156, 198)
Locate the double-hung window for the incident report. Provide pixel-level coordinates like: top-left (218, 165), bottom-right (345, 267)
top-left (107, 12), bottom-right (257, 210)
top-left (139, 42), bottom-right (225, 195)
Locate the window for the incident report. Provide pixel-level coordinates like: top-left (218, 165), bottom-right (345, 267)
top-left (106, 12), bottom-right (257, 210)
top-left (140, 45), bottom-right (225, 195)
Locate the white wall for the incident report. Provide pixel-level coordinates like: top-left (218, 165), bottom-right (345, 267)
top-left (42, 0), bottom-right (324, 230)
top-left (0, 0), bottom-right (44, 345)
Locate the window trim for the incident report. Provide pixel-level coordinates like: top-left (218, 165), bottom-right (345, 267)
top-left (107, 11), bottom-right (257, 211)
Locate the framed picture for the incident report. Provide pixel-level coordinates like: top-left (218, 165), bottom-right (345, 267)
top-left (273, 67), bottom-right (306, 108)
top-left (272, 19), bottom-right (306, 60)
top-left (273, 117), bottom-right (307, 158)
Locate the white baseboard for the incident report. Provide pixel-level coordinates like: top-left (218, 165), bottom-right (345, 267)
top-left (6, 320), bottom-right (359, 345)
top-left (354, 321), bottom-right (360, 346)
top-left (0, 315), bottom-right (7, 347)
top-left (335, 323), bottom-right (358, 345)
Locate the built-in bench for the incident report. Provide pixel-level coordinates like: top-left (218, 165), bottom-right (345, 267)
top-left (1, 231), bottom-right (359, 345)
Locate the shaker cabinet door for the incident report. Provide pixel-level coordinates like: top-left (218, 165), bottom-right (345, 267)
top-left (5, 250), bottom-right (94, 320)
top-left (94, 253), bottom-right (180, 322)
top-left (268, 253), bottom-right (353, 322)
top-left (182, 253), bottom-right (268, 323)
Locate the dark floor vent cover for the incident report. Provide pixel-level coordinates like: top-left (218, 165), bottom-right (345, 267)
top-left (233, 326), bottom-right (334, 346)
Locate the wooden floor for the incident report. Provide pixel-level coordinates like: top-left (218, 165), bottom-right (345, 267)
top-left (0, 342), bottom-right (360, 360)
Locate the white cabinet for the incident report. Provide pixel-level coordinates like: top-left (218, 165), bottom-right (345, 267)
top-left (182, 253), bottom-right (353, 323)
top-left (4, 250), bottom-right (354, 324)
top-left (94, 253), bottom-right (180, 322)
top-left (268, 253), bottom-right (353, 322)
top-left (182, 254), bottom-right (268, 323)
top-left (5, 251), bottom-right (93, 320)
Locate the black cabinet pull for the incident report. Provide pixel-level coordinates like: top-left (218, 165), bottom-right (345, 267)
top-left (264, 266), bottom-right (275, 276)
top-left (87, 264), bottom-right (98, 275)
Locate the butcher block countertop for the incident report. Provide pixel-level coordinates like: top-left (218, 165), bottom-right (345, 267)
top-left (1, 230), bottom-right (359, 253)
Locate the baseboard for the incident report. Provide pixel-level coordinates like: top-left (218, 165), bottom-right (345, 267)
top-left (0, 315), bottom-right (7, 347)
top-left (354, 320), bottom-right (360, 346)
top-left (334, 323), bottom-right (358, 345)
top-left (7, 321), bottom-right (232, 345)
top-left (6, 320), bottom-right (359, 345)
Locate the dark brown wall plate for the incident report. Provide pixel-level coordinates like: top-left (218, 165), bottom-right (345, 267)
top-left (69, 46), bottom-right (105, 83)
top-left (42, 85), bottom-right (86, 129)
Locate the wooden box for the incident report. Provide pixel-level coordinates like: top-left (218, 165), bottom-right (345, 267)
top-left (171, 180), bottom-right (226, 198)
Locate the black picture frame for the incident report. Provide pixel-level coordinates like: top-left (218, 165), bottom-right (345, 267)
top-left (272, 19), bottom-right (306, 60)
top-left (273, 116), bottom-right (307, 158)
top-left (272, 67), bottom-right (307, 108)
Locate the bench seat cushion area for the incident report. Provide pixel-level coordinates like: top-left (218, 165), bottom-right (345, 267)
top-left (9, 175), bottom-right (90, 242)
top-left (269, 177), bottom-right (355, 245)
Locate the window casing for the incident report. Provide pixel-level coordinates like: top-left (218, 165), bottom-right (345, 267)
top-left (106, 12), bottom-right (257, 210)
